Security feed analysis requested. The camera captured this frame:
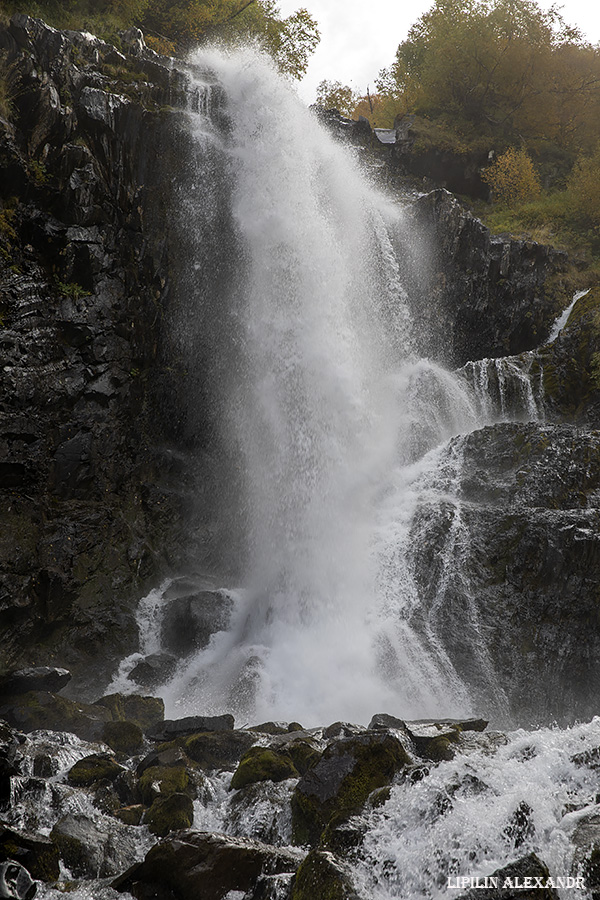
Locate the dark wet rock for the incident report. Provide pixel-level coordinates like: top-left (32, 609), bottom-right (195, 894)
top-left (0, 860), bottom-right (37, 900)
top-left (230, 746), bottom-right (299, 790)
top-left (409, 189), bottom-right (568, 366)
top-left (160, 589), bottom-right (234, 656)
top-left (0, 691), bottom-right (112, 740)
top-left (455, 853), bottom-right (559, 900)
top-left (251, 721), bottom-right (303, 735)
top-left (0, 14), bottom-right (207, 693)
top-left (67, 753), bottom-right (124, 786)
top-left (183, 730), bottom-right (257, 770)
top-left (291, 731), bottom-right (412, 846)
top-left (102, 719), bottom-right (144, 754)
top-left (290, 849), bottom-right (359, 900)
top-left (532, 285), bottom-right (600, 425)
top-left (127, 653), bottom-right (178, 688)
top-left (143, 792), bottom-right (194, 837)
top-left (249, 873), bottom-right (295, 900)
top-left (572, 747), bottom-right (600, 769)
top-left (50, 812), bottom-right (139, 877)
top-left (323, 722), bottom-right (366, 740)
top-left (409, 421), bottom-right (600, 724)
top-left (93, 693), bottom-right (164, 730)
top-left (0, 722), bottom-right (22, 792)
top-left (113, 830), bottom-right (302, 900)
top-left (0, 824), bottom-right (59, 881)
top-left (147, 714), bottom-right (235, 742)
top-left (321, 816), bottom-right (368, 857)
top-left (570, 808), bottom-right (600, 891)
top-left (137, 745), bottom-right (190, 776)
top-left (0, 667), bottom-right (71, 695)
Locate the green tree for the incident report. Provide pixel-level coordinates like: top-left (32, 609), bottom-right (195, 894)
top-left (315, 79), bottom-right (357, 115)
top-left (567, 145), bottom-right (600, 225)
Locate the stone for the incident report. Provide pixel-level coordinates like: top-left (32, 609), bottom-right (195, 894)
top-left (147, 714), bottom-right (234, 742)
top-left (290, 849), bottom-right (359, 900)
top-left (102, 720), bottom-right (144, 754)
top-left (50, 813), bottom-right (140, 878)
top-left (112, 830), bottom-right (302, 900)
top-left (137, 745), bottom-right (190, 776)
top-left (67, 754), bottom-right (124, 787)
top-left (127, 653), bottom-right (178, 688)
top-left (0, 691), bottom-right (111, 741)
top-left (0, 824), bottom-right (59, 882)
top-left (0, 667), bottom-right (71, 695)
top-left (0, 861), bottom-right (37, 900)
top-left (160, 590), bottom-right (234, 656)
top-left (183, 730), bottom-right (257, 770)
top-left (291, 732), bottom-right (412, 846)
top-left (230, 746), bottom-right (299, 790)
top-left (94, 693), bottom-right (165, 730)
top-left (143, 793), bottom-right (195, 837)
top-left (138, 765), bottom-right (195, 805)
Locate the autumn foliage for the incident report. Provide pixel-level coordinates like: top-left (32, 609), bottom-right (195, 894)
top-left (482, 148), bottom-right (541, 206)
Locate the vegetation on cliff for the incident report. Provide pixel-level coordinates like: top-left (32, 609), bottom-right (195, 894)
top-left (1, 0), bottom-right (319, 78)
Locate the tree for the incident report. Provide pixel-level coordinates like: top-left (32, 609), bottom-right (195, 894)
top-left (482, 147), bottom-right (541, 205)
top-left (315, 80), bottom-right (357, 115)
top-left (376, 0), bottom-right (600, 150)
top-left (567, 145), bottom-right (600, 225)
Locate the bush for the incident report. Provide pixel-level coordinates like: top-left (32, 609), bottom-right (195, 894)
top-left (567, 146), bottom-right (600, 226)
top-left (483, 147), bottom-right (541, 207)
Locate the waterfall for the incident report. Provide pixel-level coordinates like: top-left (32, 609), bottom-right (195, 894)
top-left (110, 49), bottom-right (549, 729)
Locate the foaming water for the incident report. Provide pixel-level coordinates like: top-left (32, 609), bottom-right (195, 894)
top-left (150, 48), bottom-right (488, 727)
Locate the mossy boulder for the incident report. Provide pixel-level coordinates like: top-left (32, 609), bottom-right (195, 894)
top-left (0, 823), bottom-right (60, 881)
top-left (183, 730), bottom-right (257, 770)
top-left (290, 849), bottom-right (359, 900)
top-left (114, 804), bottom-right (144, 826)
top-left (143, 792), bottom-right (194, 836)
top-left (67, 753), bottom-right (124, 787)
top-left (230, 746), bottom-right (299, 790)
top-left (138, 764), bottom-right (195, 805)
top-left (291, 732), bottom-right (412, 846)
top-left (0, 690), bottom-right (111, 740)
top-left (93, 692), bottom-right (164, 730)
top-left (102, 719), bottom-right (144, 753)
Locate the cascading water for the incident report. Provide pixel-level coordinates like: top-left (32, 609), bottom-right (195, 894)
top-left (135, 48), bottom-right (495, 728)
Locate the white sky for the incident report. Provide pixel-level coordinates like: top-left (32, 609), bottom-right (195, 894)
top-left (276, 0), bottom-right (600, 103)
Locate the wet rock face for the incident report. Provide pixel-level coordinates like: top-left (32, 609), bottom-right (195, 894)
top-left (408, 190), bottom-right (568, 366)
top-left (408, 422), bottom-right (600, 725)
top-left (0, 15), bottom-right (212, 691)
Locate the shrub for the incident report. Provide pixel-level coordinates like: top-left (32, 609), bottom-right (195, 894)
top-left (483, 147), bottom-right (541, 207)
top-left (567, 146), bottom-right (600, 226)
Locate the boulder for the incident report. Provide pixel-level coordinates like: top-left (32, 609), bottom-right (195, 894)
top-left (67, 753), bottom-right (124, 787)
top-left (93, 693), bottom-right (164, 730)
top-left (147, 714), bottom-right (234, 742)
top-left (0, 860), bottom-right (37, 900)
top-left (138, 765), bottom-right (196, 805)
top-left (290, 849), bottom-right (359, 900)
top-left (0, 667), bottom-right (71, 695)
top-left (291, 732), bottom-right (412, 846)
top-left (0, 691), bottom-right (111, 740)
top-left (127, 653), bottom-right (178, 688)
top-left (160, 590), bottom-right (234, 656)
top-left (50, 812), bottom-right (140, 878)
top-left (144, 793), bottom-right (194, 837)
top-left (183, 730), bottom-right (258, 770)
top-left (230, 746), bottom-right (299, 790)
top-left (113, 830), bottom-right (302, 900)
top-left (102, 719), bottom-right (144, 754)
top-left (0, 824), bottom-right (59, 881)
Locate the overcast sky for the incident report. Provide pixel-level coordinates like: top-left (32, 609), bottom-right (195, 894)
top-left (275, 0), bottom-right (600, 103)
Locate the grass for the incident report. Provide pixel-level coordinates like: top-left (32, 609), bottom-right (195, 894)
top-left (472, 190), bottom-right (600, 275)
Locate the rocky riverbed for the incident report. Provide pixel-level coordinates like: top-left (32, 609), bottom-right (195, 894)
top-left (3, 666), bottom-right (600, 900)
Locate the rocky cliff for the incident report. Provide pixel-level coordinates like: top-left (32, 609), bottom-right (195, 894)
top-left (0, 15), bottom-right (212, 693)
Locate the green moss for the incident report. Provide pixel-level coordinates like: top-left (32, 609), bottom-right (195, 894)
top-left (287, 740), bottom-right (322, 775)
top-left (114, 805), bottom-right (144, 826)
top-left (68, 754), bottom-right (123, 787)
top-left (144, 792), bottom-right (194, 837)
top-left (94, 692), bottom-right (164, 729)
top-left (230, 747), bottom-right (299, 790)
top-left (138, 765), bottom-right (192, 805)
top-left (102, 719), bottom-right (143, 754)
top-left (291, 735), bottom-right (411, 846)
top-left (291, 850), bottom-right (358, 900)
top-left (423, 736), bottom-right (456, 761)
